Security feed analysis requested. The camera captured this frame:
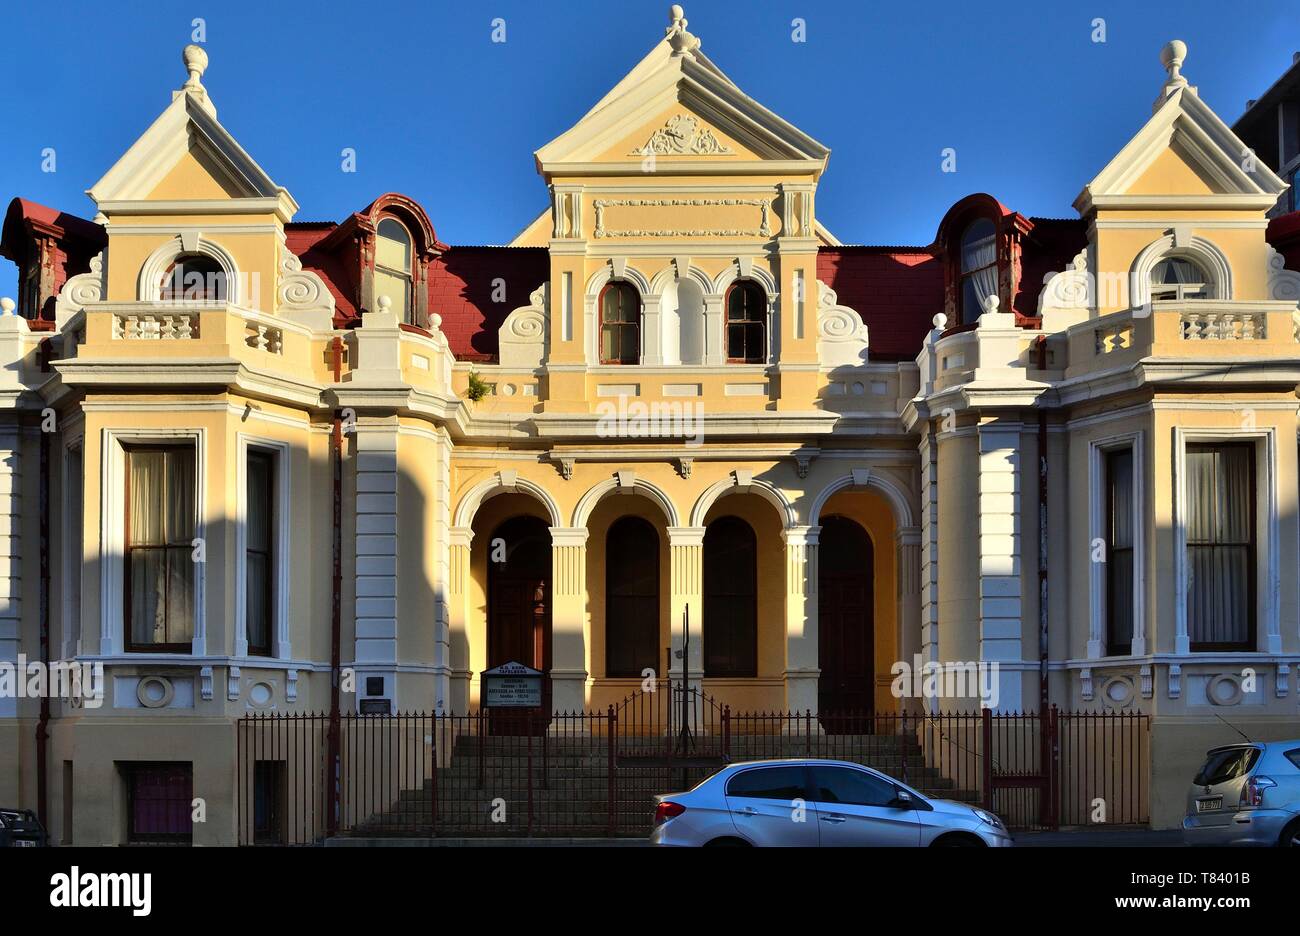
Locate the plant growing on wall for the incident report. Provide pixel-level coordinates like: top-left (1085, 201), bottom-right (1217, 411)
top-left (466, 370), bottom-right (490, 402)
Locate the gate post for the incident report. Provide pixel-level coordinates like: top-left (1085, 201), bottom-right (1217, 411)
top-left (981, 708), bottom-right (993, 811)
top-left (607, 705), bottom-right (616, 836)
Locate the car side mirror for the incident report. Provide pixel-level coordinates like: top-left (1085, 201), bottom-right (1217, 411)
top-left (891, 789), bottom-right (913, 807)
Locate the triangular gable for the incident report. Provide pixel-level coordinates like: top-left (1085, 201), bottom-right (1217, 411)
top-left (88, 89), bottom-right (298, 220)
top-left (535, 28), bottom-right (829, 173)
top-left (1076, 87), bottom-right (1286, 212)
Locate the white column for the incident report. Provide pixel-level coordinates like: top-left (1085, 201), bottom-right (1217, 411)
top-left (549, 527), bottom-right (589, 713)
top-left (977, 420), bottom-right (1023, 711)
top-left (641, 295), bottom-right (664, 365)
top-left (782, 525), bottom-right (819, 713)
top-left (0, 428), bottom-right (20, 718)
top-left (353, 416), bottom-right (399, 713)
top-left (667, 527), bottom-right (706, 689)
top-left (702, 295), bottom-right (725, 365)
top-left (895, 526), bottom-right (922, 679)
top-left (919, 429), bottom-right (940, 714)
top-left (446, 526), bottom-right (473, 713)
top-left (431, 428), bottom-right (453, 713)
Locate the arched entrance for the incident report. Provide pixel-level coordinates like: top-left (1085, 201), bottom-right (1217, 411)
top-left (487, 515), bottom-right (551, 728)
top-left (817, 515), bottom-right (875, 713)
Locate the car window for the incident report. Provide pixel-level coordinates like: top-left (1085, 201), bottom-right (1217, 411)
top-left (725, 766), bottom-right (807, 800)
top-left (1193, 747), bottom-right (1260, 786)
top-left (1285, 749), bottom-right (1300, 771)
top-left (809, 766), bottom-right (898, 807)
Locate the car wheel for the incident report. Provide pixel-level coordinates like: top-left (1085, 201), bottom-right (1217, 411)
top-left (1279, 820), bottom-right (1300, 848)
top-left (931, 833), bottom-right (985, 847)
top-left (704, 837), bottom-right (751, 847)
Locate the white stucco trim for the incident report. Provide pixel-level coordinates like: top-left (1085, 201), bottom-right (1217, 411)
top-left (453, 470), bottom-right (564, 528)
top-left (99, 427), bottom-right (207, 656)
top-left (136, 233), bottom-right (244, 305)
top-left (1087, 431), bottom-right (1146, 659)
top-left (1172, 426), bottom-right (1279, 654)
top-left (1130, 233), bottom-right (1233, 306)
top-left (60, 440), bottom-right (85, 659)
top-left (807, 469), bottom-right (916, 530)
top-left (234, 434), bottom-right (291, 660)
top-left (690, 471), bottom-right (796, 529)
top-left (583, 263), bottom-right (652, 366)
top-left (572, 474), bottom-right (681, 528)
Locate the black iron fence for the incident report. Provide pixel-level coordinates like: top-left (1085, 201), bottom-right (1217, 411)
top-left (236, 688), bottom-right (1149, 844)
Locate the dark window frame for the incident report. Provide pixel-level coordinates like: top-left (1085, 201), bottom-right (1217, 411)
top-left (246, 448), bottom-right (275, 658)
top-left (703, 515), bottom-right (758, 678)
top-left (374, 215), bottom-right (416, 323)
top-left (604, 515), bottom-right (660, 678)
top-left (1105, 447), bottom-right (1135, 655)
top-left (956, 216), bottom-right (1000, 324)
top-left (123, 762), bottom-right (194, 845)
top-left (598, 281), bottom-right (641, 365)
top-left (124, 444), bottom-right (197, 654)
top-left (725, 281), bottom-right (767, 364)
top-left (1186, 441), bottom-right (1257, 652)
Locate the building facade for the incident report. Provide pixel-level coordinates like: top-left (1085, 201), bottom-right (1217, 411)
top-left (2, 13), bottom-right (1299, 843)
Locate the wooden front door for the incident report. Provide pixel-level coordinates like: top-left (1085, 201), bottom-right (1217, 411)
top-left (487, 516), bottom-right (551, 731)
top-left (817, 516), bottom-right (874, 716)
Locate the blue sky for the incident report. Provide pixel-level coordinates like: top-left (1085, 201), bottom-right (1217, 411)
top-left (1, 0), bottom-right (1298, 291)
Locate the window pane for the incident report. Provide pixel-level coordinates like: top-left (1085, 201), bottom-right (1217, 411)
top-left (1107, 449), bottom-right (1133, 549)
top-left (809, 766), bottom-right (897, 807)
top-left (960, 219), bottom-right (996, 273)
top-left (1186, 444), bottom-right (1253, 647)
top-left (375, 219), bottom-right (411, 271)
top-left (166, 546), bottom-right (195, 644)
top-left (726, 766), bottom-right (806, 800)
top-left (129, 548), bottom-right (165, 645)
top-left (129, 452), bottom-right (166, 546)
top-left (247, 552), bottom-right (270, 653)
top-left (247, 455), bottom-right (271, 553)
top-left (374, 269), bottom-right (410, 320)
top-left (166, 449), bottom-right (195, 544)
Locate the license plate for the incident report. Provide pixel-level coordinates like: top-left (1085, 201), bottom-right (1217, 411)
top-left (1196, 796), bottom-right (1222, 812)
top-left (12, 839), bottom-right (35, 847)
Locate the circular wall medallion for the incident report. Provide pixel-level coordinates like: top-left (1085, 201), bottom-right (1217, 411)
top-left (1100, 676), bottom-right (1134, 709)
top-left (1206, 674), bottom-right (1243, 707)
top-left (136, 676), bottom-right (174, 709)
top-left (501, 383), bottom-right (517, 397)
top-left (248, 682), bottom-right (274, 708)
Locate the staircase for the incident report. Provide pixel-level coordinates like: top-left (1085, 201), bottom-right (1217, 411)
top-left (343, 727), bottom-right (982, 839)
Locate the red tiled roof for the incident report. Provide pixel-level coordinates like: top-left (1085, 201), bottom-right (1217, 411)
top-left (1015, 217), bottom-right (1089, 319)
top-left (430, 247), bottom-right (549, 360)
top-left (816, 247), bottom-right (942, 361)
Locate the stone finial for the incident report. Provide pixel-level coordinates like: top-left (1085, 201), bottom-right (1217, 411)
top-left (666, 5), bottom-right (701, 55)
top-left (1156, 39), bottom-right (1195, 107)
top-left (931, 312), bottom-right (948, 331)
top-left (0, 298), bottom-right (14, 317)
top-left (981, 293), bottom-right (1000, 315)
top-left (182, 44), bottom-right (209, 90)
top-left (377, 295), bottom-right (393, 313)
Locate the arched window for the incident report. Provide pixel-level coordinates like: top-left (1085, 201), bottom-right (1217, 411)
top-left (703, 515), bottom-right (757, 677)
top-left (605, 516), bottom-right (660, 677)
top-left (1151, 256), bottom-right (1211, 301)
top-left (600, 281), bottom-right (641, 364)
top-left (726, 281), bottom-right (767, 363)
top-left (160, 254), bottom-right (227, 302)
top-left (959, 218), bottom-right (998, 322)
top-left (375, 217), bottom-right (414, 322)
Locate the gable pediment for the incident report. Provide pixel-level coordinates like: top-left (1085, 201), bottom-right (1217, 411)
top-left (1076, 87), bottom-right (1287, 212)
top-left (88, 86), bottom-right (298, 220)
top-left (535, 25), bottom-right (829, 176)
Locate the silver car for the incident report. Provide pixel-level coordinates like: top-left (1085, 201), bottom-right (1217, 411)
top-left (649, 758), bottom-right (1012, 847)
top-left (1182, 740), bottom-right (1300, 847)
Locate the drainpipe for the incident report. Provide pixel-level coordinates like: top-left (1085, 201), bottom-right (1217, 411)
top-left (327, 336), bottom-right (344, 838)
top-left (1035, 335), bottom-right (1049, 709)
top-left (36, 339), bottom-right (52, 826)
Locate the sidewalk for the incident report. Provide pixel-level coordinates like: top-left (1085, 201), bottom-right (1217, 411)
top-left (1013, 827), bottom-right (1183, 847)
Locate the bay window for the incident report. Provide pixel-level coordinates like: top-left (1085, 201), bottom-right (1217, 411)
top-left (1105, 448), bottom-right (1135, 655)
top-left (125, 445), bottom-right (196, 652)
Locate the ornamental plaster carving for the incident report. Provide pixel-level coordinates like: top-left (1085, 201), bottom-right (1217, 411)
top-left (498, 283), bottom-right (548, 368)
top-left (816, 280), bottom-right (869, 366)
top-left (593, 198), bottom-right (772, 239)
top-left (630, 114), bottom-right (732, 156)
top-left (277, 243), bottom-right (336, 315)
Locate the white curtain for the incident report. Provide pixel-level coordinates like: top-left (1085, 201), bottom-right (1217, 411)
top-left (1186, 447), bottom-right (1251, 646)
top-left (961, 220), bottom-right (998, 314)
top-left (128, 449), bottom-right (195, 646)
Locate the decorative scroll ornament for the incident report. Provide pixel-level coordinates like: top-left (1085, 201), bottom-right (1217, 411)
top-left (277, 243), bottom-right (335, 314)
top-left (1038, 249), bottom-right (1092, 312)
top-left (1266, 246), bottom-right (1300, 303)
top-left (55, 251), bottom-right (106, 325)
top-left (498, 283), bottom-right (548, 368)
top-left (631, 114), bottom-right (732, 156)
top-left (816, 280), bottom-right (870, 366)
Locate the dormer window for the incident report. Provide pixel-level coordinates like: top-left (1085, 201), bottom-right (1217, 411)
top-left (160, 254), bottom-right (227, 302)
top-left (600, 281), bottom-right (641, 364)
top-left (959, 218), bottom-right (998, 321)
top-left (726, 280), bottom-right (766, 363)
top-left (375, 217), bottom-right (414, 322)
top-left (1151, 257), bottom-right (1211, 300)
